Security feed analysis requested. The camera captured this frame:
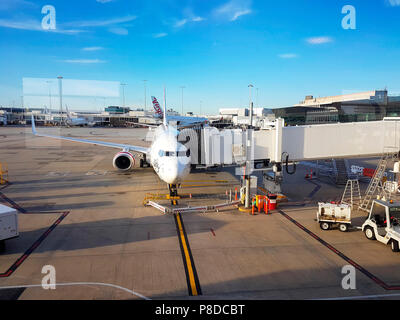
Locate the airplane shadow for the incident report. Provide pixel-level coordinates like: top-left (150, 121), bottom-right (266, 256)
top-left (1, 214), bottom-right (227, 255)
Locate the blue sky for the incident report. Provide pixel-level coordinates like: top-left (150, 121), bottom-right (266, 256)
top-left (1, 0), bottom-right (400, 114)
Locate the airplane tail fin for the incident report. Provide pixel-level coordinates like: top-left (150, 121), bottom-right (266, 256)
top-left (31, 115), bottom-right (37, 135)
top-left (163, 87), bottom-right (167, 127)
top-left (65, 105), bottom-right (72, 120)
top-left (151, 96), bottom-right (163, 119)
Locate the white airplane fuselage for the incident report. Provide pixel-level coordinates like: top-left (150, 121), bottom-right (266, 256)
top-left (148, 126), bottom-right (191, 184)
top-left (67, 118), bottom-right (88, 126)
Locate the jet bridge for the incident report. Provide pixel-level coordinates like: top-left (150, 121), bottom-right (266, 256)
top-left (258, 119), bottom-right (400, 163)
top-left (194, 119), bottom-right (400, 166)
top-left (188, 119), bottom-right (400, 198)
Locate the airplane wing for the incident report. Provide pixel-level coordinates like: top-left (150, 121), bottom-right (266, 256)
top-left (128, 122), bottom-right (160, 128)
top-left (31, 115), bottom-right (149, 154)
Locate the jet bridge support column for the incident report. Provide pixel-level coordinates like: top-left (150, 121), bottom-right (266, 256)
top-left (266, 118), bottom-right (284, 193)
top-left (244, 127), bottom-right (253, 209)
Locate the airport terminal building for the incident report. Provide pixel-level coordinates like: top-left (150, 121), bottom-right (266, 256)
top-left (271, 90), bottom-right (400, 126)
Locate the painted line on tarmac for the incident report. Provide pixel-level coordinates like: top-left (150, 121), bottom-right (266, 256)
top-left (0, 282), bottom-right (150, 300)
top-left (279, 209), bottom-right (400, 291)
top-left (174, 212), bottom-right (202, 296)
top-left (0, 182), bottom-right (11, 191)
top-left (0, 212), bottom-right (69, 278)
top-left (0, 189), bottom-right (66, 215)
top-left (305, 179), bottom-right (321, 199)
top-left (0, 191), bottom-right (27, 213)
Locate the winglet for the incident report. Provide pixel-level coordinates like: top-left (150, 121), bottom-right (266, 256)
top-left (31, 114), bottom-right (37, 135)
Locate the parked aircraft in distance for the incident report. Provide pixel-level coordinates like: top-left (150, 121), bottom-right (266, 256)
top-left (65, 105), bottom-right (97, 127)
top-left (152, 96), bottom-right (208, 127)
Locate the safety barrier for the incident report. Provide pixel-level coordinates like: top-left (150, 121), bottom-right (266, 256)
top-left (0, 163), bottom-right (8, 185)
top-left (145, 200), bottom-right (241, 215)
top-left (250, 194), bottom-right (278, 215)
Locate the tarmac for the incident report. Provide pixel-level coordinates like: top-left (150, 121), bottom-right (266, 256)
top-left (0, 126), bottom-right (399, 300)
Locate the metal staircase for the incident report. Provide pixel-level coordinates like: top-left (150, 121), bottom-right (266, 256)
top-left (332, 158), bottom-right (349, 185)
top-left (359, 152), bottom-right (397, 212)
top-left (341, 179), bottom-right (361, 209)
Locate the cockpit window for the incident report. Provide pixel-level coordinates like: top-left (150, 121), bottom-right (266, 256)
top-left (158, 150), bottom-right (189, 157)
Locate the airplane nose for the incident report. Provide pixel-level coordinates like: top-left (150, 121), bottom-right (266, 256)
top-left (159, 160), bottom-right (179, 184)
top-left (161, 159), bottom-right (190, 184)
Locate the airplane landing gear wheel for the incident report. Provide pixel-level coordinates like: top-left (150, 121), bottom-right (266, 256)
top-left (168, 184), bottom-right (178, 206)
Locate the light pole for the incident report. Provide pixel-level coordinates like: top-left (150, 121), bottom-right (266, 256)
top-left (121, 83), bottom-right (127, 109)
top-left (248, 84), bottom-right (254, 126)
top-left (245, 84), bottom-right (254, 208)
top-left (180, 86), bottom-right (186, 116)
top-left (46, 80), bottom-right (53, 113)
top-left (21, 96), bottom-right (24, 122)
top-left (57, 76), bottom-right (63, 126)
top-left (143, 80), bottom-right (147, 112)
top-left (248, 84), bottom-right (253, 107)
top-left (200, 100), bottom-right (202, 116)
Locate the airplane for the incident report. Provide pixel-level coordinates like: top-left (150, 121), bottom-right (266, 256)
top-left (151, 96), bottom-right (208, 127)
top-left (65, 105), bottom-right (96, 127)
top-left (128, 96), bottom-right (208, 129)
top-left (31, 93), bottom-right (191, 203)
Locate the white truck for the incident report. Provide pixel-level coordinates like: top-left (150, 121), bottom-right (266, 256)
top-left (362, 199), bottom-right (400, 252)
top-left (0, 204), bottom-right (19, 252)
top-left (317, 202), bottom-right (352, 232)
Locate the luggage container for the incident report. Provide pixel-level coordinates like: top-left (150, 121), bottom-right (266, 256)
top-left (0, 204), bottom-right (19, 252)
top-left (317, 202), bottom-right (351, 232)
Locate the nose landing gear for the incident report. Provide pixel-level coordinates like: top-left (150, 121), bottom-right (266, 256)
top-left (168, 184), bottom-right (179, 205)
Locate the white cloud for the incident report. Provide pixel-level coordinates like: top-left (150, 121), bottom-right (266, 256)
top-left (0, 14), bottom-right (135, 35)
top-left (82, 46), bottom-right (104, 51)
top-left (174, 15), bottom-right (205, 28)
top-left (108, 27), bottom-right (128, 35)
top-left (153, 32), bottom-right (167, 38)
top-left (0, 19), bottom-right (42, 31)
top-left (231, 9), bottom-right (251, 21)
top-left (0, 0), bottom-right (34, 11)
top-left (61, 59), bottom-right (106, 64)
top-left (278, 53), bottom-right (298, 59)
top-left (214, 0), bottom-right (252, 22)
top-left (96, 0), bottom-right (114, 3)
top-left (192, 16), bottom-right (205, 22)
top-left (387, 0), bottom-right (400, 6)
top-left (65, 15), bottom-right (136, 28)
top-left (306, 36), bottom-right (333, 45)
top-left (0, 19), bottom-right (84, 34)
top-left (175, 19), bottom-right (188, 28)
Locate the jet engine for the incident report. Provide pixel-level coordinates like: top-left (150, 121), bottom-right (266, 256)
top-left (113, 151), bottom-right (135, 171)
